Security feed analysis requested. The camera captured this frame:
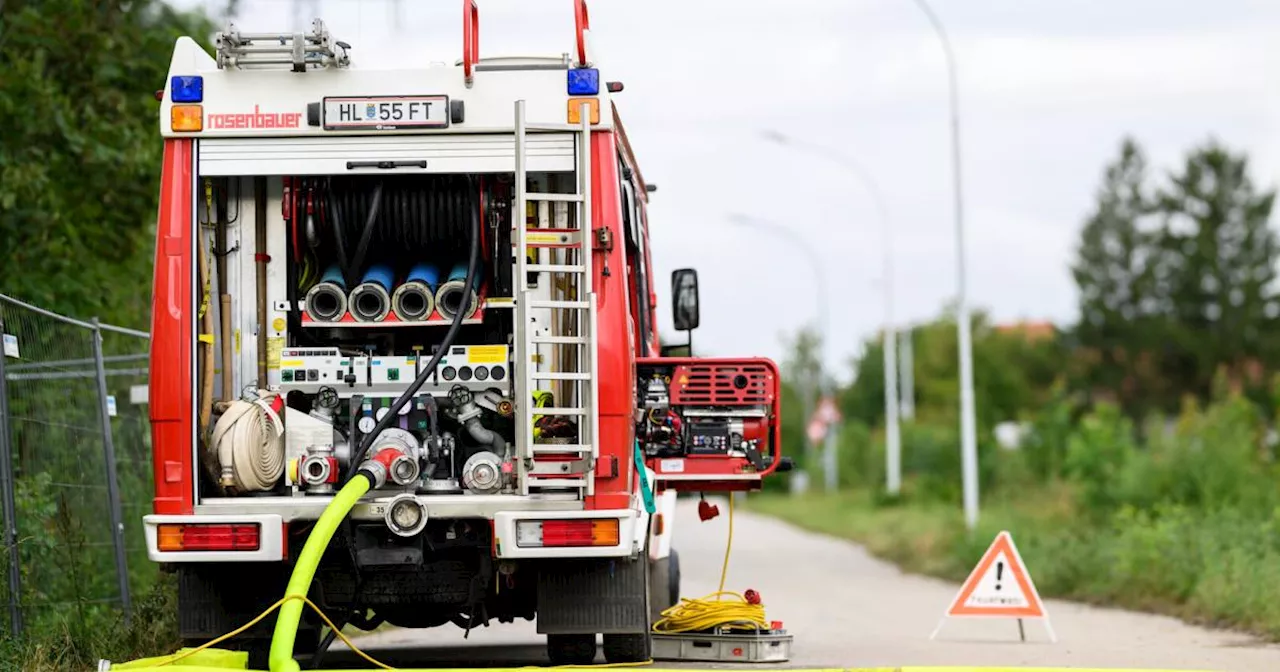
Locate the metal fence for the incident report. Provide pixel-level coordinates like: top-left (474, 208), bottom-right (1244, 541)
top-left (0, 293), bottom-right (153, 637)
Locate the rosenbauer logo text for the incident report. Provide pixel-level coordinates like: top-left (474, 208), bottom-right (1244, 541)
top-left (206, 105), bottom-right (302, 130)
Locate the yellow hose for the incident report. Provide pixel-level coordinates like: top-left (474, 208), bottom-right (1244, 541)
top-left (269, 472), bottom-right (371, 672)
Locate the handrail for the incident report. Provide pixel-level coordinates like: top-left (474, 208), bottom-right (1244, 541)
top-left (464, 0), bottom-right (589, 85)
top-left (463, 0), bottom-right (480, 87)
top-left (574, 0), bottom-right (590, 66)
top-left (0, 293), bottom-right (149, 338)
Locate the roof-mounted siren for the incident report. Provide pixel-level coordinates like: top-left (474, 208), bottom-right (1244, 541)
top-left (461, 0), bottom-right (592, 88)
top-left (216, 19), bottom-right (351, 72)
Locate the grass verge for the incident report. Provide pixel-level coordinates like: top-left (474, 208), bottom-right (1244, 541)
top-left (750, 487), bottom-right (1280, 641)
top-left (0, 574), bottom-right (180, 671)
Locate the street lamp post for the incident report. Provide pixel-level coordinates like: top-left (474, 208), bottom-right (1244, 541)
top-left (760, 131), bottom-right (902, 496)
top-left (910, 0), bottom-right (979, 529)
top-left (728, 213), bottom-right (831, 491)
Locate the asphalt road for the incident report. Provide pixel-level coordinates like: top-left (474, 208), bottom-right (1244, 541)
top-left (328, 498), bottom-right (1280, 671)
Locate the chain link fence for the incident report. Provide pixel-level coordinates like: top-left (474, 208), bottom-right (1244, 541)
top-left (0, 293), bottom-right (153, 637)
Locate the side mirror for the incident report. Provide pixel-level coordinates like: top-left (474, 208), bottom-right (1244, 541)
top-left (671, 268), bottom-right (700, 332)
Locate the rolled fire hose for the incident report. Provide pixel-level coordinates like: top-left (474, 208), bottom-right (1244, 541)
top-left (435, 261), bottom-right (484, 320)
top-left (348, 263), bottom-right (394, 322)
top-left (391, 262), bottom-right (441, 321)
top-left (210, 392), bottom-right (285, 492)
top-left (303, 263), bottom-right (348, 322)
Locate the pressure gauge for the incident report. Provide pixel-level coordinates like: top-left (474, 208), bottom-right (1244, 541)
top-left (358, 416), bottom-right (376, 434)
top-left (399, 401), bottom-right (412, 415)
top-left (375, 407), bottom-right (390, 422)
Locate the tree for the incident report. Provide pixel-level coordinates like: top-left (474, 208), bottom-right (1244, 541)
top-left (1069, 138), bottom-right (1279, 416)
top-left (839, 305), bottom-right (1064, 430)
top-left (1156, 141), bottom-right (1279, 400)
top-left (1070, 139), bottom-right (1172, 415)
top-left (0, 0), bottom-right (215, 328)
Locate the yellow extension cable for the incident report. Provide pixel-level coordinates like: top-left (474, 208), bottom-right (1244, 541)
top-left (650, 496), bottom-right (770, 635)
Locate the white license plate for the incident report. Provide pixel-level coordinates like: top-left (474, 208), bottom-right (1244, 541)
top-left (323, 96), bottom-right (449, 130)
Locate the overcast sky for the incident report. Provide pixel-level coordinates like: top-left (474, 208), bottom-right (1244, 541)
top-left (193, 0), bottom-right (1279, 373)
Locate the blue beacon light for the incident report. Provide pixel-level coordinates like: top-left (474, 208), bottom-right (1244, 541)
top-left (567, 68), bottom-right (600, 96)
top-left (170, 75), bottom-right (204, 103)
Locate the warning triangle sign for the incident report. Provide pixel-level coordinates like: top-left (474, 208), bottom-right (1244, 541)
top-left (948, 531), bottom-right (1043, 617)
top-left (933, 531), bottom-right (1056, 642)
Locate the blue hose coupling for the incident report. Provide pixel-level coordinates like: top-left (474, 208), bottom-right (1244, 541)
top-left (304, 263), bottom-right (348, 322)
top-left (348, 263), bottom-right (394, 322)
top-left (392, 262), bottom-right (441, 322)
top-left (435, 261), bottom-right (485, 321)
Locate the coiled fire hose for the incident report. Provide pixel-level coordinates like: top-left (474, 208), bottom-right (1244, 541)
top-left (210, 392), bottom-right (285, 492)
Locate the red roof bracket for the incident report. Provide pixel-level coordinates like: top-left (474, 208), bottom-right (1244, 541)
top-left (574, 0), bottom-right (590, 66)
top-left (463, 0), bottom-right (480, 87)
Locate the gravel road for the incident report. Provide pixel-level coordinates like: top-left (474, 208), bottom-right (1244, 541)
top-left (334, 498), bottom-right (1280, 671)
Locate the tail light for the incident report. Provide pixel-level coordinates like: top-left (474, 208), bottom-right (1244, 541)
top-left (157, 523), bottom-right (260, 552)
top-left (515, 519), bottom-right (620, 548)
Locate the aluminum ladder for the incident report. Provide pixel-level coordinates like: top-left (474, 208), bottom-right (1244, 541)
top-left (512, 100), bottom-right (600, 496)
top-left (215, 19), bottom-right (350, 71)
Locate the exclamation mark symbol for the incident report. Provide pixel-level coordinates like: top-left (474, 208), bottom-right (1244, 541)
top-left (995, 561), bottom-right (1004, 591)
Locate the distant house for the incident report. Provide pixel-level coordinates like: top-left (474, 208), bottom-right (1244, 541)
top-left (994, 320), bottom-right (1056, 342)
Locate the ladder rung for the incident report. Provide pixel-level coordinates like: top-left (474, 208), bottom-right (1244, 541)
top-left (531, 371), bottom-right (591, 381)
top-left (527, 192), bottom-right (584, 203)
top-left (527, 478), bottom-right (589, 488)
top-left (530, 443), bottom-right (592, 453)
top-left (522, 229), bottom-right (582, 248)
top-left (526, 123), bottom-right (582, 133)
top-left (528, 459), bottom-right (591, 475)
top-left (526, 264), bottom-right (586, 274)
top-left (533, 407), bottom-right (587, 416)
top-left (530, 335), bottom-right (589, 345)
top-left (527, 299), bottom-right (589, 309)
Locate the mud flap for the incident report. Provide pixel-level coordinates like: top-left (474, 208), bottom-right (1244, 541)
top-left (536, 556), bottom-right (650, 634)
top-left (648, 555), bottom-right (675, 624)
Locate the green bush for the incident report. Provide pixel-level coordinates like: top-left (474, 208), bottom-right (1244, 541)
top-left (1063, 403), bottom-right (1137, 512)
top-left (760, 391), bottom-right (1280, 641)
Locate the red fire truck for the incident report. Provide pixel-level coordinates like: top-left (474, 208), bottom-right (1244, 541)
top-left (145, 2), bottom-right (787, 665)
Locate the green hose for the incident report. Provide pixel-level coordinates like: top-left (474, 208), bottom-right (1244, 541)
top-left (269, 472), bottom-right (372, 672)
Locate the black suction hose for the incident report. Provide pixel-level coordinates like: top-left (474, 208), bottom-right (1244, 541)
top-left (325, 178), bottom-right (351, 286)
top-left (344, 181), bottom-right (481, 479)
top-left (346, 181), bottom-right (385, 283)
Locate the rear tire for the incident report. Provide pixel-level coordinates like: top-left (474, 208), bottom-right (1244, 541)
top-left (603, 632), bottom-right (652, 664)
top-left (547, 633), bottom-right (597, 665)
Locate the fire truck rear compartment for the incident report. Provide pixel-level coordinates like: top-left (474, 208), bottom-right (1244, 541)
top-left (196, 168), bottom-right (587, 503)
top-left (184, 164), bottom-right (654, 654)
